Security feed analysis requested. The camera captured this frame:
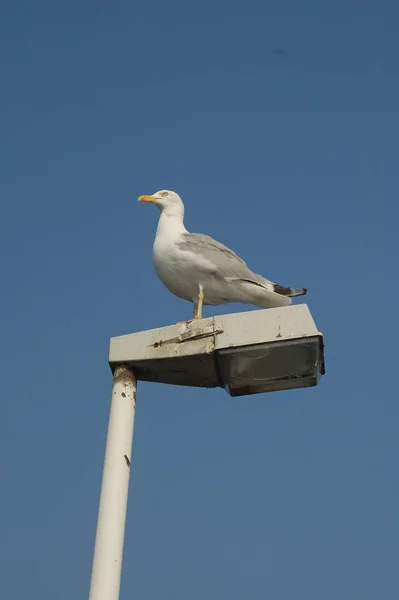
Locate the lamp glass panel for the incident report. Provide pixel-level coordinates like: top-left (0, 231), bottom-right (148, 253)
top-left (216, 336), bottom-right (321, 396)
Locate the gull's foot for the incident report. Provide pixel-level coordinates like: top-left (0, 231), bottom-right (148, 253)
top-left (176, 319), bottom-right (194, 324)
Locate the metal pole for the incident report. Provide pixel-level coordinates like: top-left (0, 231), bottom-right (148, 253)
top-left (89, 365), bottom-right (137, 600)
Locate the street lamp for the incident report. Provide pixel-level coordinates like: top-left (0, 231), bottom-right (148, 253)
top-left (88, 304), bottom-right (325, 600)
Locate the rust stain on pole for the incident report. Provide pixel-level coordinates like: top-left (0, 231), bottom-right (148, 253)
top-left (113, 365), bottom-right (137, 386)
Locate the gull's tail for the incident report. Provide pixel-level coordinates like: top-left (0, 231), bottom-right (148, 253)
top-left (250, 278), bottom-right (307, 308)
top-left (223, 275), bottom-right (307, 309)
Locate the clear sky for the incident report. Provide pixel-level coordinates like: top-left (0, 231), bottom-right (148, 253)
top-left (1, 1), bottom-right (398, 598)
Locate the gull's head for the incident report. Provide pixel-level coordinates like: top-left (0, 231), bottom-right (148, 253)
top-left (138, 190), bottom-right (184, 214)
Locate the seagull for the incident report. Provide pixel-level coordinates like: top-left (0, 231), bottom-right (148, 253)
top-left (138, 190), bottom-right (307, 320)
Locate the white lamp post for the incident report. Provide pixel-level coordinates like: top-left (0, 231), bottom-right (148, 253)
top-left (88, 304), bottom-right (325, 600)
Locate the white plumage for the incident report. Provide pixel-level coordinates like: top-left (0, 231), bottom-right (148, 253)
top-left (138, 190), bottom-right (307, 320)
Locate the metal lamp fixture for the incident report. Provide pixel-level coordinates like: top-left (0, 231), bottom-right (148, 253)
top-left (108, 304), bottom-right (325, 397)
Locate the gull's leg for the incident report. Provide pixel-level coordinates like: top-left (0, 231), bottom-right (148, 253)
top-left (193, 285), bottom-right (204, 320)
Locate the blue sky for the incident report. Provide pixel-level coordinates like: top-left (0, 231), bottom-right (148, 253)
top-left (1, 1), bottom-right (398, 598)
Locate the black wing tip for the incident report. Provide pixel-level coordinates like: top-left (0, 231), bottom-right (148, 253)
top-left (274, 285), bottom-right (308, 297)
top-left (273, 284), bottom-right (291, 296)
top-left (291, 287), bottom-right (307, 297)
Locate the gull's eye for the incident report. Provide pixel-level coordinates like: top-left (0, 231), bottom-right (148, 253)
top-left (161, 191), bottom-right (168, 197)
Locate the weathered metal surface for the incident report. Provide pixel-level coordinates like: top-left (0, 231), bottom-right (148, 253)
top-left (178, 325), bottom-right (224, 343)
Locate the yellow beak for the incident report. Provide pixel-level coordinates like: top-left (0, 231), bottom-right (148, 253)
top-left (138, 194), bottom-right (156, 203)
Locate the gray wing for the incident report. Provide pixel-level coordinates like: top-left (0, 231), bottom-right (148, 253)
top-left (177, 233), bottom-right (275, 290)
